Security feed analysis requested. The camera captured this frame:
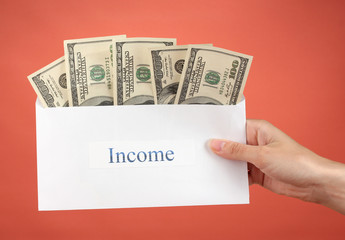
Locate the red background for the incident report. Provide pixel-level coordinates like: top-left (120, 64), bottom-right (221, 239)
top-left (1, 0), bottom-right (344, 239)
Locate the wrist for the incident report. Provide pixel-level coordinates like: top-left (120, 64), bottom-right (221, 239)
top-left (315, 158), bottom-right (345, 215)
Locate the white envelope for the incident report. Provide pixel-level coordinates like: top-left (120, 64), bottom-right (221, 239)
top-left (36, 99), bottom-right (249, 211)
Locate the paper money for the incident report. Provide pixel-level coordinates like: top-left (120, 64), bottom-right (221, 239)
top-left (175, 46), bottom-right (252, 105)
top-left (114, 38), bottom-right (176, 105)
top-left (150, 45), bottom-right (212, 104)
top-left (28, 57), bottom-right (68, 107)
top-left (64, 35), bottom-right (126, 106)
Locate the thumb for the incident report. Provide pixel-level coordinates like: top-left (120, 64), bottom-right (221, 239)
top-left (209, 139), bottom-right (262, 165)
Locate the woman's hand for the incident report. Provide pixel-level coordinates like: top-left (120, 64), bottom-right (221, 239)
top-left (209, 119), bottom-right (345, 215)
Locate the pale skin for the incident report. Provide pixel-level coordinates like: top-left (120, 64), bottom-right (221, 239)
top-left (209, 119), bottom-right (345, 215)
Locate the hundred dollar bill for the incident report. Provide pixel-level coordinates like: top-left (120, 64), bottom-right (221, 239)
top-left (64, 35), bottom-right (126, 106)
top-left (28, 57), bottom-right (68, 107)
top-left (114, 38), bottom-right (176, 105)
top-left (175, 46), bottom-right (253, 105)
top-left (150, 44), bottom-right (212, 104)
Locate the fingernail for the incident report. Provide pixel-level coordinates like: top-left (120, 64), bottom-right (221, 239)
top-left (210, 139), bottom-right (225, 152)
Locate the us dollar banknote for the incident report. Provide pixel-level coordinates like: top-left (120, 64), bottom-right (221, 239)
top-left (175, 46), bottom-right (253, 105)
top-left (64, 35), bottom-right (126, 106)
top-left (114, 38), bottom-right (176, 105)
top-left (28, 57), bottom-right (68, 107)
top-left (150, 44), bottom-right (212, 104)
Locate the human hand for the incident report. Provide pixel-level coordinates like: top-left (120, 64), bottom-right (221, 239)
top-left (209, 119), bottom-right (345, 215)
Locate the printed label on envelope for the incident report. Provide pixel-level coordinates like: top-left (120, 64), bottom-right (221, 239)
top-left (89, 139), bottom-right (195, 168)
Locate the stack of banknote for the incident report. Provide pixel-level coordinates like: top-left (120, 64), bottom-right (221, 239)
top-left (28, 35), bottom-right (253, 107)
